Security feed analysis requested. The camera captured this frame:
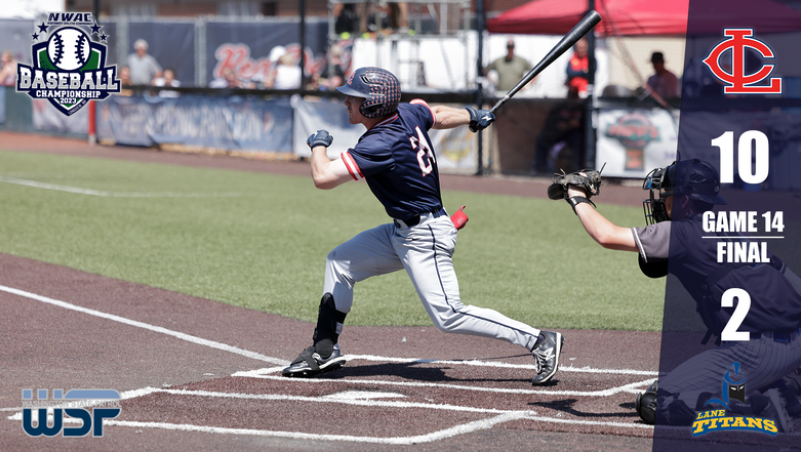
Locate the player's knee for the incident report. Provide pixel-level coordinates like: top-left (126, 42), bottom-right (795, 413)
top-left (326, 249), bottom-right (339, 264)
top-left (427, 310), bottom-right (459, 333)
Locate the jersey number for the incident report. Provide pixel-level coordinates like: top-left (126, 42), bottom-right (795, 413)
top-left (720, 288), bottom-right (751, 341)
top-left (411, 126), bottom-right (436, 176)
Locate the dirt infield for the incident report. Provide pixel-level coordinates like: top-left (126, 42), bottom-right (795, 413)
top-left (1, 253), bottom-right (662, 451)
top-left (0, 132), bottom-right (695, 451)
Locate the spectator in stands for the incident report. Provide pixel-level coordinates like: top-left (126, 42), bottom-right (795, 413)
top-left (485, 39), bottom-right (533, 92)
top-left (210, 67), bottom-right (244, 88)
top-left (565, 38), bottom-right (590, 97)
top-left (127, 39), bottom-right (161, 85)
top-left (0, 51), bottom-right (18, 86)
top-left (359, 1), bottom-right (389, 34)
top-left (646, 51), bottom-right (680, 98)
top-left (117, 66), bottom-right (134, 96)
top-left (269, 53), bottom-right (301, 90)
top-left (387, 2), bottom-right (409, 33)
top-left (531, 85), bottom-right (585, 175)
top-left (153, 68), bottom-right (181, 98)
top-left (334, 3), bottom-right (359, 36)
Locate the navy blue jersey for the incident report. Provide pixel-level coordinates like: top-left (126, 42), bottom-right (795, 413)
top-left (341, 100), bottom-right (443, 220)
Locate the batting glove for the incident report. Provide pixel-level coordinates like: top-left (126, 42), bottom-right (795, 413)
top-left (465, 108), bottom-right (495, 132)
top-left (307, 129), bottom-right (333, 150)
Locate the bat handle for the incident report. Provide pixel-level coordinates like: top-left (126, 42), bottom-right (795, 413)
top-left (489, 96), bottom-right (509, 115)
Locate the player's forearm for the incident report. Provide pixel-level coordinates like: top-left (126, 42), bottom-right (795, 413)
top-left (431, 106), bottom-right (470, 130)
top-left (311, 148), bottom-right (352, 190)
top-left (310, 147), bottom-right (339, 189)
top-left (574, 204), bottom-right (638, 252)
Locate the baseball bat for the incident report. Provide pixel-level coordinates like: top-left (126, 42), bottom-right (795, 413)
top-left (489, 10), bottom-right (602, 114)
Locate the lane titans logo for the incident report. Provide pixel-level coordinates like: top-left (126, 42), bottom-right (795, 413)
top-left (691, 363), bottom-right (777, 437)
top-left (702, 29), bottom-right (782, 95)
top-left (15, 12), bottom-right (119, 116)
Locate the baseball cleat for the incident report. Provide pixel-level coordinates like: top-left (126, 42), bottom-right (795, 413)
top-left (282, 344), bottom-right (347, 378)
top-left (530, 331), bottom-right (564, 385)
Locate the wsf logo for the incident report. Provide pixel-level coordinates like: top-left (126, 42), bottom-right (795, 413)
top-left (15, 12), bottom-right (119, 116)
top-left (21, 389), bottom-right (121, 437)
top-left (702, 28), bottom-right (782, 94)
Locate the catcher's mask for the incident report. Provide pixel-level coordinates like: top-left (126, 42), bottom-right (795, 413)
top-left (642, 159), bottom-right (727, 225)
top-left (336, 67), bottom-right (401, 119)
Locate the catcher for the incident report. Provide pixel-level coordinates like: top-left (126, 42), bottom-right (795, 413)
top-left (549, 160), bottom-right (801, 425)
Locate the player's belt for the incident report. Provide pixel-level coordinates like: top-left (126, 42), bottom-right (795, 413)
top-left (394, 207), bottom-right (447, 229)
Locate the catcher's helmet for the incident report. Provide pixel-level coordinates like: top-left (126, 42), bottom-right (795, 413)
top-left (336, 67), bottom-right (401, 119)
top-left (642, 159), bottom-right (727, 224)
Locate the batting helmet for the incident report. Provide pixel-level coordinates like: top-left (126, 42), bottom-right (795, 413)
top-left (336, 67), bottom-right (401, 119)
top-left (642, 159), bottom-right (727, 224)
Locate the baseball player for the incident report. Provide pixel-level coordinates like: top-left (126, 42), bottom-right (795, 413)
top-left (551, 160), bottom-right (801, 424)
top-left (282, 67), bottom-right (565, 385)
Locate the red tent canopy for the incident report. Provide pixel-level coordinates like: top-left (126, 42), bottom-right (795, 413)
top-left (487, 0), bottom-right (690, 36)
top-left (487, 0), bottom-right (801, 36)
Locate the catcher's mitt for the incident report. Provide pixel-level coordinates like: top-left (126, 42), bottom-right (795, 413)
top-left (547, 168), bottom-right (603, 202)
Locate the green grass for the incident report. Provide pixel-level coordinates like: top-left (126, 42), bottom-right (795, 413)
top-left (0, 150), bottom-right (666, 330)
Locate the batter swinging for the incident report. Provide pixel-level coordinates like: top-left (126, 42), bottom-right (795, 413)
top-left (282, 67), bottom-right (565, 386)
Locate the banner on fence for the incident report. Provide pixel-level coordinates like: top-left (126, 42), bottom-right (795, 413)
top-left (596, 108), bottom-right (680, 178)
top-left (33, 99), bottom-right (88, 134)
top-left (0, 88), bottom-right (5, 124)
top-left (293, 98), bottom-right (362, 158)
top-left (205, 20), bottom-right (328, 86)
top-left (97, 94), bottom-right (293, 152)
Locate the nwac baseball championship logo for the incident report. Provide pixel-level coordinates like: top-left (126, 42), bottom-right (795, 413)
top-left (15, 12), bottom-right (120, 116)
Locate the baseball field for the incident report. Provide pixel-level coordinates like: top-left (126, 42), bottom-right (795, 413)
top-left (5, 131), bottom-right (782, 451)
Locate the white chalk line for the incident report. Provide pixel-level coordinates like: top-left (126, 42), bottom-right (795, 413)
top-left (104, 412), bottom-right (531, 445)
top-left (1, 281), bottom-right (658, 444)
top-left (0, 285), bottom-right (287, 366)
top-left (9, 386), bottom-right (653, 444)
top-left (100, 410), bottom-right (654, 445)
top-left (3, 284), bottom-right (657, 378)
top-left (234, 367), bottom-right (656, 397)
top-left (346, 354), bottom-right (660, 376)
top-left (149, 388), bottom-right (535, 415)
top-left (0, 176), bottom-right (240, 198)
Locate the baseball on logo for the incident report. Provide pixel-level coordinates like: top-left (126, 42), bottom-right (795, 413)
top-left (47, 27), bottom-right (91, 71)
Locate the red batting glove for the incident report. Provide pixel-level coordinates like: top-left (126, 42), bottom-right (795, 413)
top-left (451, 205), bottom-right (468, 230)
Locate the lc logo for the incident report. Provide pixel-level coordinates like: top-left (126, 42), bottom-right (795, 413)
top-left (702, 29), bottom-right (782, 94)
top-left (21, 389), bottom-right (121, 437)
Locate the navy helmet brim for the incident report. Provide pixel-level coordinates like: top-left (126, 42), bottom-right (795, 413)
top-left (336, 85), bottom-right (369, 99)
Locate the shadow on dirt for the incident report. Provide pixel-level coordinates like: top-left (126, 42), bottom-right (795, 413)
top-left (529, 398), bottom-right (640, 418)
top-left (313, 361), bottom-right (534, 384)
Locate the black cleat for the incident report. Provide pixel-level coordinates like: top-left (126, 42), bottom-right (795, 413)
top-left (282, 344), bottom-right (346, 378)
top-left (531, 331), bottom-right (564, 385)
